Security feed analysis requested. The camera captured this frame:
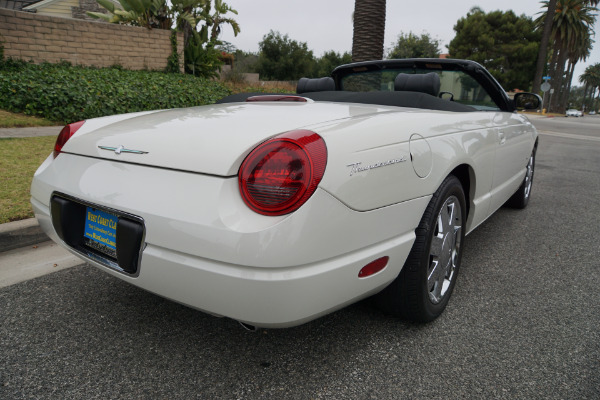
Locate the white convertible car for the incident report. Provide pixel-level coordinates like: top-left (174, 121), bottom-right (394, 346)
top-left (31, 59), bottom-right (540, 328)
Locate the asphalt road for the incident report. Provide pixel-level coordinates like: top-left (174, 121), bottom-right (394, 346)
top-left (1, 116), bottom-right (599, 399)
top-left (531, 113), bottom-right (600, 139)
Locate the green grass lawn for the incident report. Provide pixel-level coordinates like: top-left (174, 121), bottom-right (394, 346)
top-left (0, 80), bottom-right (290, 225)
top-left (0, 136), bottom-right (55, 224)
top-left (0, 109), bottom-right (57, 128)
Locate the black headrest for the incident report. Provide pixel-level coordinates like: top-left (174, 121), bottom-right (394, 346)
top-left (297, 77), bottom-right (336, 94)
top-left (394, 73), bottom-right (441, 96)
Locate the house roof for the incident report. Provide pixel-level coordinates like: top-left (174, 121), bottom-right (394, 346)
top-left (20, 0), bottom-right (120, 11)
top-left (22, 0), bottom-right (64, 10)
top-left (0, 0), bottom-right (42, 10)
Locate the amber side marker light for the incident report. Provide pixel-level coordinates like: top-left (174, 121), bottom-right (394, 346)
top-left (358, 256), bottom-right (389, 278)
top-left (53, 120), bottom-right (85, 158)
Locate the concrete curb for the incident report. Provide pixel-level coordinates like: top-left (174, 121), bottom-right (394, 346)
top-left (0, 218), bottom-right (49, 253)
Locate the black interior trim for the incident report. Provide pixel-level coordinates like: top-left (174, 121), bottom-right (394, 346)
top-left (217, 91), bottom-right (475, 112)
top-left (394, 72), bottom-right (441, 97)
top-left (303, 91), bottom-right (475, 112)
top-left (297, 77), bottom-right (336, 94)
top-left (331, 58), bottom-right (513, 112)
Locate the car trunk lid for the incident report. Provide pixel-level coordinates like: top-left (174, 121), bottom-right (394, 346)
top-left (61, 102), bottom-right (391, 176)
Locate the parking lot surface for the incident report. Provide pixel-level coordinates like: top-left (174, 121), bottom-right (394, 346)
top-left (1, 119), bottom-right (598, 399)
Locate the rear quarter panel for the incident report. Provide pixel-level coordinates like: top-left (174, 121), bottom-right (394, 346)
top-left (314, 108), bottom-right (500, 232)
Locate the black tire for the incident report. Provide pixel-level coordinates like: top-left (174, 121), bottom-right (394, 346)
top-left (374, 175), bottom-right (466, 322)
top-left (505, 147), bottom-right (536, 209)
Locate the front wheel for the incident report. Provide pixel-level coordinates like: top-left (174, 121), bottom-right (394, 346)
top-left (375, 175), bottom-right (466, 322)
top-left (505, 148), bottom-right (536, 209)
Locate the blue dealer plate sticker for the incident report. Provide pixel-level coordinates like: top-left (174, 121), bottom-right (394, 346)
top-left (84, 207), bottom-right (118, 252)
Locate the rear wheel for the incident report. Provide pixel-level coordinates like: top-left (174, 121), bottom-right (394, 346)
top-left (375, 175), bottom-right (466, 322)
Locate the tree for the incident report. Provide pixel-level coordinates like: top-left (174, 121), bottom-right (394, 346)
top-left (184, 33), bottom-right (221, 77)
top-left (180, 0), bottom-right (240, 77)
top-left (532, 0), bottom-right (557, 94)
top-left (256, 31), bottom-right (315, 80)
top-left (535, 0), bottom-right (597, 113)
top-left (352, 0), bottom-right (386, 62)
top-left (448, 7), bottom-right (541, 91)
top-left (387, 32), bottom-right (441, 59)
top-left (567, 85), bottom-right (586, 109)
top-left (232, 50), bottom-right (259, 72)
top-left (206, 0), bottom-right (240, 41)
top-left (89, 0), bottom-right (240, 78)
top-left (559, 32), bottom-right (593, 109)
top-left (87, 0), bottom-right (170, 28)
top-left (312, 51), bottom-right (352, 77)
top-left (579, 63), bottom-right (600, 111)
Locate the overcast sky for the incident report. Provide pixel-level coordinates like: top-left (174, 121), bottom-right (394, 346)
top-left (219, 0), bottom-right (600, 86)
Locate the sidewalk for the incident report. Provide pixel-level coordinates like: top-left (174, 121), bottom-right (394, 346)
top-left (0, 125), bottom-right (62, 138)
top-left (519, 112), bottom-right (558, 119)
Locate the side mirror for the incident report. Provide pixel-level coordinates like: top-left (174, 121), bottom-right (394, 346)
top-left (513, 92), bottom-right (542, 110)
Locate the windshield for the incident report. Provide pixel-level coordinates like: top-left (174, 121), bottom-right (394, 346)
top-left (339, 68), bottom-right (499, 111)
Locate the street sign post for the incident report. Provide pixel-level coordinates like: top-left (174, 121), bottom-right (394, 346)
top-left (541, 82), bottom-right (551, 113)
top-left (541, 82), bottom-right (551, 92)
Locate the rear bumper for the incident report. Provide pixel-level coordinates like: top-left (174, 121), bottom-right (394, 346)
top-left (32, 154), bottom-right (429, 327)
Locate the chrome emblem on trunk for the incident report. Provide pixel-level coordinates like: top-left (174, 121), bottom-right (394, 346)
top-left (98, 145), bottom-right (148, 155)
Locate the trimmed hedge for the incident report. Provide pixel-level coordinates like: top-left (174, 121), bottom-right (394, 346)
top-left (0, 59), bottom-right (231, 123)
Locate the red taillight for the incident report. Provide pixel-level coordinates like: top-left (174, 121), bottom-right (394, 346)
top-left (239, 130), bottom-right (327, 216)
top-left (358, 257), bottom-right (389, 278)
top-left (53, 120), bottom-right (85, 158)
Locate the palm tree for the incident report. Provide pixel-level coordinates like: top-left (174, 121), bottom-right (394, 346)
top-left (580, 63), bottom-right (600, 111)
top-left (351, 0), bottom-right (386, 62)
top-left (560, 32), bottom-right (593, 108)
top-left (536, 0), bottom-right (597, 112)
top-left (178, 0), bottom-right (239, 76)
top-left (170, 0), bottom-right (208, 47)
top-left (207, 0), bottom-right (240, 42)
top-left (579, 66), bottom-right (593, 110)
top-left (588, 64), bottom-right (600, 111)
top-left (533, 0), bottom-right (557, 94)
top-left (171, 0), bottom-right (238, 47)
